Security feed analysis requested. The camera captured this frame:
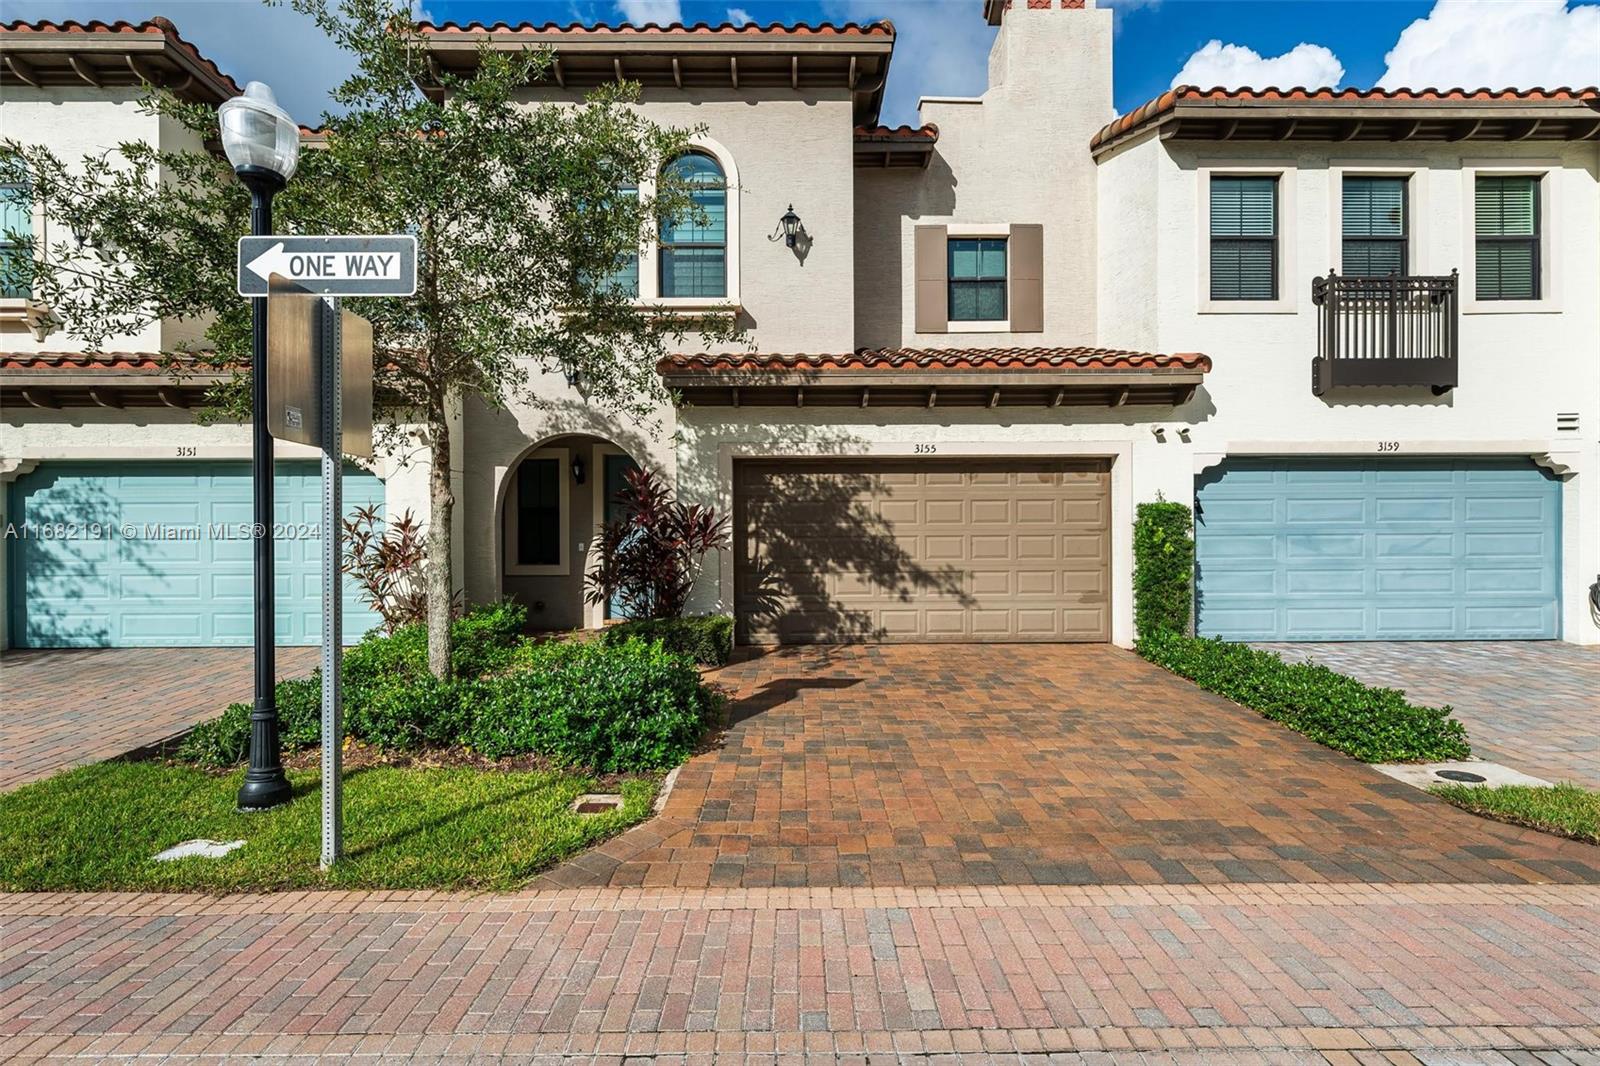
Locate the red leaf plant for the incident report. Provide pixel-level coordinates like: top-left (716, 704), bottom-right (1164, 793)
top-left (584, 467), bottom-right (730, 620)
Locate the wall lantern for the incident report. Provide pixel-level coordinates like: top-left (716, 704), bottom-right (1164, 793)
top-left (773, 204), bottom-right (802, 248)
top-left (571, 454), bottom-right (586, 485)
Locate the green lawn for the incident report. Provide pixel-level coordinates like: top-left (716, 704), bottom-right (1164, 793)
top-left (0, 761), bottom-right (657, 892)
top-left (1430, 782), bottom-right (1600, 846)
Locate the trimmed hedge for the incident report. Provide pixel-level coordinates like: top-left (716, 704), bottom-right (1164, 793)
top-left (598, 614), bottom-right (733, 667)
top-left (1130, 500), bottom-right (1470, 764)
top-left (176, 603), bottom-right (713, 774)
top-left (1139, 629), bottom-right (1469, 763)
top-left (1133, 501), bottom-right (1194, 641)
top-left (466, 638), bottom-right (709, 770)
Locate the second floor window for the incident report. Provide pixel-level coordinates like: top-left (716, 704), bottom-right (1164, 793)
top-left (0, 182), bottom-right (30, 300)
top-left (1209, 175), bottom-right (1277, 301)
top-left (1475, 175), bottom-right (1540, 300)
top-left (599, 184), bottom-right (640, 298)
top-left (1342, 176), bottom-right (1407, 276)
top-left (659, 152), bottom-right (726, 299)
top-left (947, 237), bottom-right (1007, 321)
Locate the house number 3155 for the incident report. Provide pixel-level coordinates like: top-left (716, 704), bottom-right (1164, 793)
top-left (1376, 441), bottom-right (1400, 453)
top-left (914, 443), bottom-right (938, 454)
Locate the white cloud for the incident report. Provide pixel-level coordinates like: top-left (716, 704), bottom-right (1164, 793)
top-left (1380, 0), bottom-right (1600, 89)
top-left (727, 7), bottom-right (755, 26)
top-left (1172, 39), bottom-right (1344, 90)
top-left (615, 0), bottom-right (683, 25)
top-left (821, 0), bottom-right (997, 127)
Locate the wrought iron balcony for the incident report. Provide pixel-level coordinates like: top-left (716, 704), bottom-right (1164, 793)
top-left (1311, 270), bottom-right (1458, 396)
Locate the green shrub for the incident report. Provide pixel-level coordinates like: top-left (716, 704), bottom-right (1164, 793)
top-left (276, 676), bottom-right (324, 750)
top-left (1138, 629), bottom-right (1469, 763)
top-left (1133, 500), bottom-right (1194, 641)
top-left (177, 701), bottom-right (252, 768)
top-left (469, 638), bottom-right (708, 771)
top-left (349, 673), bottom-right (467, 751)
top-left (599, 614), bottom-right (733, 666)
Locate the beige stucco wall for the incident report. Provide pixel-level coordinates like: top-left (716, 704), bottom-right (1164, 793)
top-left (1096, 131), bottom-right (1600, 643)
top-left (853, 1), bottom-right (1115, 351)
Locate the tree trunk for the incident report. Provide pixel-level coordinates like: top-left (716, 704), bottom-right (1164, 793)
top-left (426, 410), bottom-right (454, 680)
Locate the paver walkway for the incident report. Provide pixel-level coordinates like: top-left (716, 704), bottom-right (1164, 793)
top-left (536, 645), bottom-right (1600, 890)
top-left (1255, 641), bottom-right (1600, 788)
top-left (2, 883), bottom-right (1599, 1062)
top-left (0, 646), bottom-right (321, 790)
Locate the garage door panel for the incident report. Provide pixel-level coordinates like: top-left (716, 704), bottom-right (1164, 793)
top-left (1197, 457), bottom-right (1560, 641)
top-left (735, 458), bottom-right (1110, 643)
top-left (10, 461), bottom-right (384, 648)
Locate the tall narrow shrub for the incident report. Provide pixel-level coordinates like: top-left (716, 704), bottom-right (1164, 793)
top-left (1133, 500), bottom-right (1195, 642)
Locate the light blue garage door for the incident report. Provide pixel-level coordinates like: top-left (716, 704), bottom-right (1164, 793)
top-left (1195, 457), bottom-right (1561, 641)
top-left (8, 461), bottom-right (385, 648)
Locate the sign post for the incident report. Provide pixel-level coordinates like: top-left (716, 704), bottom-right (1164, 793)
top-left (254, 235), bottom-right (403, 868)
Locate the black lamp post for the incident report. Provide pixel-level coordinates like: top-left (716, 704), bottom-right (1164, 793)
top-left (220, 81), bottom-right (300, 811)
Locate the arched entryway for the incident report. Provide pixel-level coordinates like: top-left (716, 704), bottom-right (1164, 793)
top-left (498, 434), bottom-right (640, 632)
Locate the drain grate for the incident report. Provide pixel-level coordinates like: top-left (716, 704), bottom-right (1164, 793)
top-left (1435, 769), bottom-right (1488, 784)
top-left (570, 793), bottom-right (624, 815)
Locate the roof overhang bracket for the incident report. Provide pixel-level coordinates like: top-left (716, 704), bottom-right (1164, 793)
top-left (67, 55), bottom-right (103, 87)
top-left (3, 54), bottom-right (42, 88)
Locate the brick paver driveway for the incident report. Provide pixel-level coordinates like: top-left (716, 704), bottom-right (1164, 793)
top-left (538, 644), bottom-right (1600, 890)
top-left (0, 646), bottom-right (320, 790)
top-left (1257, 641), bottom-right (1600, 788)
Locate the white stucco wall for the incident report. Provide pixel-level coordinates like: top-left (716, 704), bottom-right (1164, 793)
top-left (1097, 132), bottom-right (1600, 643)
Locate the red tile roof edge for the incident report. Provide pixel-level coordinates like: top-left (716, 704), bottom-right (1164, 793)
top-left (2, 352), bottom-right (229, 372)
top-left (0, 17), bottom-right (242, 97)
top-left (661, 348), bottom-right (1211, 373)
top-left (1092, 84), bottom-right (1600, 150)
top-left (417, 19), bottom-right (894, 37)
top-left (854, 123), bottom-right (939, 142)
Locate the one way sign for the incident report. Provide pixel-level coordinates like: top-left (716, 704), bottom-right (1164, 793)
top-left (237, 235), bottom-right (416, 297)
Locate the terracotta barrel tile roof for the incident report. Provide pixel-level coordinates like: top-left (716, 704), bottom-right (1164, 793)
top-left (0, 16), bottom-right (242, 98)
top-left (1092, 84), bottom-right (1600, 151)
top-left (661, 347), bottom-right (1211, 373)
top-left (1, 351), bottom-right (224, 372)
top-left (854, 123), bottom-right (939, 142)
top-left (416, 19), bottom-right (893, 37)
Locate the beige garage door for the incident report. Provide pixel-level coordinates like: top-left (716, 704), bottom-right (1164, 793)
top-left (734, 458), bottom-right (1111, 643)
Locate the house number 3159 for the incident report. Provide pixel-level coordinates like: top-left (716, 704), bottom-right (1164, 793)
top-left (1376, 441), bottom-right (1400, 453)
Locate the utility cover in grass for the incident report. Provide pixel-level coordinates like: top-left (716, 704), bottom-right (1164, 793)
top-left (154, 839), bottom-right (246, 862)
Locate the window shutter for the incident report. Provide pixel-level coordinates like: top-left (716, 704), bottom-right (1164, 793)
top-left (1008, 224), bottom-right (1043, 332)
top-left (914, 224), bottom-right (948, 333)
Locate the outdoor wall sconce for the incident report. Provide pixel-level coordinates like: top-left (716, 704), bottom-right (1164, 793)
top-left (561, 361), bottom-right (581, 390)
top-left (771, 204), bottom-right (802, 248)
top-left (571, 454), bottom-right (586, 485)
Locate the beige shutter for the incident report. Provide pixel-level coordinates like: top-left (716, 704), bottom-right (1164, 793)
top-left (913, 225), bottom-right (948, 334)
top-left (1009, 223), bottom-right (1044, 333)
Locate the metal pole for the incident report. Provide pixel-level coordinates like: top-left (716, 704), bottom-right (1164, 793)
top-left (320, 298), bottom-right (344, 868)
top-left (237, 169), bottom-right (291, 812)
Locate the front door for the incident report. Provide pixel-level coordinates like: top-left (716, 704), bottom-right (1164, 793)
top-left (603, 453), bottom-right (640, 620)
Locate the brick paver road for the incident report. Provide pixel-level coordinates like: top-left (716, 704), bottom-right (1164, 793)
top-left (2, 883), bottom-right (1599, 1062)
top-left (535, 645), bottom-right (1600, 890)
top-left (0, 646), bottom-right (321, 790)
top-left (1256, 641), bottom-right (1600, 788)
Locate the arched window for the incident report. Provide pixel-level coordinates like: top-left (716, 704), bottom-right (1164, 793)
top-left (658, 152), bottom-right (727, 299)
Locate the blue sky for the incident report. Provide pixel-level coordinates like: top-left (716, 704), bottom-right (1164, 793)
top-left (12, 0), bottom-right (1600, 126)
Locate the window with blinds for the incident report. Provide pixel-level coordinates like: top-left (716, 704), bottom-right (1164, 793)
top-left (0, 181), bottom-right (30, 300)
top-left (516, 458), bottom-right (563, 567)
top-left (1475, 175), bottom-right (1540, 300)
top-left (947, 237), bottom-right (1008, 321)
top-left (1210, 176), bottom-right (1278, 300)
top-left (1342, 176), bottom-right (1407, 276)
top-left (659, 152), bottom-right (727, 299)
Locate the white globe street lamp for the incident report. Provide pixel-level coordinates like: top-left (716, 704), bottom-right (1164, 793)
top-left (221, 80), bottom-right (299, 812)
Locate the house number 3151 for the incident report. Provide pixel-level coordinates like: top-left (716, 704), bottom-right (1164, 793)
top-left (1376, 441), bottom-right (1400, 453)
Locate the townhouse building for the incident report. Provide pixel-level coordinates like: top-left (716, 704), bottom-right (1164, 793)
top-left (2, 1), bottom-right (1597, 652)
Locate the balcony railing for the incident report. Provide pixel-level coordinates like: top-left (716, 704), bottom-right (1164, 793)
top-left (1311, 270), bottom-right (1458, 396)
